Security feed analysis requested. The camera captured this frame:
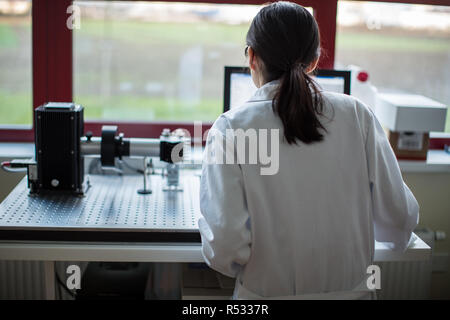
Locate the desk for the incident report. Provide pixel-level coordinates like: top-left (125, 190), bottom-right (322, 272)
top-left (0, 172), bottom-right (431, 299)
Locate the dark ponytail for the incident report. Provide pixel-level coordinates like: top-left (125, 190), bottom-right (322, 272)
top-left (246, 1), bottom-right (326, 145)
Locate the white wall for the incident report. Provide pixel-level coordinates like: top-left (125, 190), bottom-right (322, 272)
top-left (403, 172), bottom-right (450, 299)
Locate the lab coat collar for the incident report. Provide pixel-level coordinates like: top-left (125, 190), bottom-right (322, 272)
top-left (248, 80), bottom-right (280, 103)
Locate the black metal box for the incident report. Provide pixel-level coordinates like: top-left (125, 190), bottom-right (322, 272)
top-left (35, 102), bottom-right (84, 193)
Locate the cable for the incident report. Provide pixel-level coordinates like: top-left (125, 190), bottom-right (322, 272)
top-left (1, 166), bottom-right (27, 173)
top-left (101, 166), bottom-right (123, 175)
top-left (1, 162), bottom-right (27, 173)
top-left (57, 272), bottom-right (62, 299)
top-left (120, 159), bottom-right (144, 174)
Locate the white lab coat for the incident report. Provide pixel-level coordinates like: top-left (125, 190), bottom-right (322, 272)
top-left (199, 80), bottom-right (419, 299)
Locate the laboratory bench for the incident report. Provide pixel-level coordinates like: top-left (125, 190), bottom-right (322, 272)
top-left (0, 169), bottom-right (431, 299)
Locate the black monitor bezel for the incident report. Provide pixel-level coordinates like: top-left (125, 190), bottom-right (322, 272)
top-left (223, 66), bottom-right (351, 112)
top-left (315, 69), bottom-right (351, 96)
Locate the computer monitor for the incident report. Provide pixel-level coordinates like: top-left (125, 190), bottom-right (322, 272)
top-left (223, 66), bottom-right (351, 112)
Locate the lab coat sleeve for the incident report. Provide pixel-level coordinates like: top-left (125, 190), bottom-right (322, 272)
top-left (198, 116), bottom-right (251, 278)
top-left (365, 110), bottom-right (419, 251)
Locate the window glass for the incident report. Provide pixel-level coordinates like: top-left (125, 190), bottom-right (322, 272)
top-left (74, 1), bottom-right (263, 122)
top-left (0, 0), bottom-right (32, 127)
top-left (336, 1), bottom-right (450, 132)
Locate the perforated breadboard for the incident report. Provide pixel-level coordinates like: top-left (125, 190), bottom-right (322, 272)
top-left (0, 172), bottom-right (202, 242)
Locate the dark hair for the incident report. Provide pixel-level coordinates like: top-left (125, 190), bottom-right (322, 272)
top-left (246, 1), bottom-right (326, 144)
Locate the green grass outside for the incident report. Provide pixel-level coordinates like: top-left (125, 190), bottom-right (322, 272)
top-left (0, 90), bottom-right (222, 123)
top-left (73, 95), bottom-right (222, 122)
top-left (77, 20), bottom-right (250, 46)
top-left (3, 90), bottom-right (449, 131)
top-left (0, 23), bottom-right (18, 47)
top-left (336, 31), bottom-right (450, 53)
top-left (0, 91), bottom-right (32, 124)
top-left (75, 20), bottom-right (450, 53)
top-left (1, 19), bottom-right (450, 51)
top-left (1, 21), bottom-right (449, 131)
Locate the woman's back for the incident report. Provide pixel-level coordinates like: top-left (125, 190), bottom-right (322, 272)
top-left (199, 82), bottom-right (419, 298)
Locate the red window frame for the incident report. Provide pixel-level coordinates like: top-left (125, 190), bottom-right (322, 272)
top-left (0, 0), bottom-right (449, 147)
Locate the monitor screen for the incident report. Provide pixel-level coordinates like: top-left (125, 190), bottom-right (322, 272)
top-left (315, 75), bottom-right (346, 94)
top-left (223, 67), bottom-right (351, 112)
top-left (230, 72), bottom-right (258, 110)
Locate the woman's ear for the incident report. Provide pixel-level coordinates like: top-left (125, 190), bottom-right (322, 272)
top-left (248, 47), bottom-right (258, 71)
top-left (306, 57), bottom-right (320, 74)
top-left (248, 46), bottom-right (265, 88)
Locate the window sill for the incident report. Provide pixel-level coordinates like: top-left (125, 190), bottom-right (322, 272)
top-left (399, 150), bottom-right (450, 173)
top-left (0, 143), bottom-right (449, 173)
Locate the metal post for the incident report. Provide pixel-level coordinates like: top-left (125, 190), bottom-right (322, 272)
top-left (138, 157), bottom-right (152, 195)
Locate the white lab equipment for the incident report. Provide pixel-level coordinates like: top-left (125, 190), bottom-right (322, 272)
top-left (348, 65), bottom-right (378, 110)
top-left (375, 93), bottom-right (447, 132)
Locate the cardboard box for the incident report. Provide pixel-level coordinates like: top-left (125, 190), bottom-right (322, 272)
top-left (386, 130), bottom-right (429, 161)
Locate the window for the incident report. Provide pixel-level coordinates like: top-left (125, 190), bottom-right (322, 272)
top-left (0, 0), bottom-right (32, 127)
top-left (74, 1), bottom-right (264, 122)
top-left (335, 1), bottom-right (450, 132)
top-left (2, 0), bottom-right (448, 142)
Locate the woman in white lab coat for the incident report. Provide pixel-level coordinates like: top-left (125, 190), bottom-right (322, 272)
top-left (199, 1), bottom-right (419, 299)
